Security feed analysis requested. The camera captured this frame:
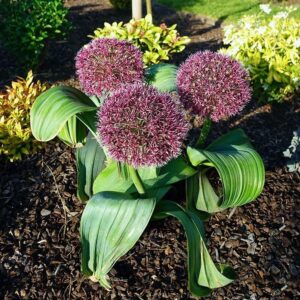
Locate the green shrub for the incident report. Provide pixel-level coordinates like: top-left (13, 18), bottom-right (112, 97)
top-left (0, 0), bottom-right (71, 70)
top-left (90, 15), bottom-right (190, 66)
top-left (109, 0), bottom-right (131, 10)
top-left (220, 6), bottom-right (300, 102)
top-left (0, 71), bottom-right (49, 161)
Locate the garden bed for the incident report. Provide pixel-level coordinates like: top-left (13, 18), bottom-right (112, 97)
top-left (0, 0), bottom-right (299, 299)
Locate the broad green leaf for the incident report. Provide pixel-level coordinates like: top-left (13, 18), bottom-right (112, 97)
top-left (186, 170), bottom-right (222, 214)
top-left (137, 166), bottom-right (158, 180)
top-left (93, 157), bottom-right (196, 194)
top-left (144, 157), bottom-right (196, 189)
top-left (89, 94), bottom-right (106, 107)
top-left (188, 211), bottom-right (235, 289)
top-left (198, 239), bottom-right (234, 289)
top-left (145, 186), bottom-right (171, 202)
top-left (80, 192), bottom-right (156, 289)
top-left (93, 161), bottom-right (133, 194)
top-left (185, 175), bottom-right (211, 220)
top-left (187, 129), bottom-right (265, 211)
top-left (76, 134), bottom-right (106, 202)
top-left (154, 201), bottom-right (210, 298)
top-left (30, 86), bottom-right (96, 141)
top-left (114, 163), bottom-right (158, 182)
top-left (58, 115), bottom-right (87, 147)
top-left (154, 201), bottom-right (234, 297)
top-left (197, 169), bottom-right (221, 213)
top-left (145, 63), bottom-right (178, 92)
top-left (77, 110), bottom-right (100, 142)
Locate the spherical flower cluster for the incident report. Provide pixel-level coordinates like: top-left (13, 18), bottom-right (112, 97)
top-left (98, 84), bottom-right (189, 167)
top-left (75, 38), bottom-right (144, 96)
top-left (177, 51), bottom-right (251, 122)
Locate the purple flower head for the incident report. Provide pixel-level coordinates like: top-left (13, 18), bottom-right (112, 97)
top-left (177, 51), bottom-right (251, 122)
top-left (75, 38), bottom-right (144, 96)
top-left (98, 83), bottom-right (189, 168)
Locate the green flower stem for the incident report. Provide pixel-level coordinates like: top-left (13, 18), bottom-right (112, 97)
top-left (195, 118), bottom-right (212, 148)
top-left (128, 166), bottom-right (145, 194)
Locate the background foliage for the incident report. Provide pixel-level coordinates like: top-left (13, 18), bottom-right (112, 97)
top-left (220, 9), bottom-right (300, 102)
top-left (91, 15), bottom-right (190, 66)
top-left (0, 0), bottom-right (71, 70)
top-left (109, 0), bottom-right (131, 10)
top-left (0, 71), bottom-right (48, 161)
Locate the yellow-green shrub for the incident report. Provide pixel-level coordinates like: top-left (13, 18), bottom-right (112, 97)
top-left (220, 7), bottom-right (300, 102)
top-left (0, 71), bottom-right (49, 161)
top-left (90, 15), bottom-right (190, 66)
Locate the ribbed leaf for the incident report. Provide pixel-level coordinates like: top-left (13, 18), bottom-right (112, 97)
top-left (197, 169), bottom-right (220, 212)
top-left (137, 165), bottom-right (158, 180)
top-left (77, 110), bottom-right (101, 143)
top-left (57, 115), bottom-right (87, 147)
top-left (186, 171), bottom-right (222, 214)
top-left (198, 239), bottom-right (234, 289)
top-left (188, 211), bottom-right (235, 289)
top-left (187, 129), bottom-right (265, 211)
top-left (185, 175), bottom-right (212, 220)
top-left (76, 134), bottom-right (106, 202)
top-left (93, 161), bottom-right (133, 194)
top-left (30, 86), bottom-right (96, 141)
top-left (89, 95), bottom-right (105, 107)
top-left (154, 201), bottom-right (234, 297)
top-left (145, 63), bottom-right (178, 92)
top-left (80, 192), bottom-right (156, 289)
top-left (93, 157), bottom-right (196, 194)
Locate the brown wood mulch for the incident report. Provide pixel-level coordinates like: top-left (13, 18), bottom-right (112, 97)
top-left (0, 0), bottom-right (300, 299)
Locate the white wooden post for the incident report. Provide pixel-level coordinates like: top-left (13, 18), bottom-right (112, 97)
top-left (132, 0), bottom-right (142, 20)
top-left (146, 0), bottom-right (153, 22)
top-left (146, 0), bottom-right (152, 16)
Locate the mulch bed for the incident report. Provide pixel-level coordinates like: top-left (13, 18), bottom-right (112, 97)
top-left (1, 0), bottom-right (300, 299)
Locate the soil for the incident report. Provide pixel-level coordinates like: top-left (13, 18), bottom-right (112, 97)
top-left (0, 0), bottom-right (300, 299)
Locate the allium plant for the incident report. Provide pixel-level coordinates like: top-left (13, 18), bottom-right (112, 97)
top-left (177, 51), bottom-right (251, 122)
top-left (31, 37), bottom-right (265, 298)
top-left (98, 83), bottom-right (189, 168)
top-left (75, 38), bottom-right (144, 96)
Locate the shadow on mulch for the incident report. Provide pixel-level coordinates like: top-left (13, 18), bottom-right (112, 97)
top-left (37, 5), bottom-right (131, 84)
top-left (211, 99), bottom-right (300, 171)
top-left (203, 99), bottom-right (300, 299)
top-left (0, 1), bottom-right (223, 87)
top-left (40, 2), bottom-right (224, 84)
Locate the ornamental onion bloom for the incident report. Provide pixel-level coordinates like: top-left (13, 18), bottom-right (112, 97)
top-left (75, 38), bottom-right (144, 96)
top-left (177, 51), bottom-right (251, 122)
top-left (98, 84), bottom-right (189, 167)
